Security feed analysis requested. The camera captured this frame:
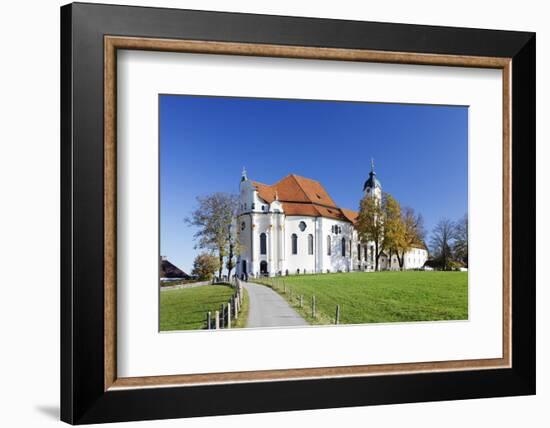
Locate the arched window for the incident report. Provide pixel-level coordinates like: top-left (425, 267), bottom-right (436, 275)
top-left (327, 235), bottom-right (331, 256)
top-left (341, 237), bottom-right (346, 257)
top-left (364, 245), bottom-right (368, 261)
top-left (308, 234), bottom-right (314, 255)
top-left (260, 233), bottom-right (267, 255)
top-left (291, 233), bottom-right (298, 255)
top-left (357, 244), bottom-right (361, 261)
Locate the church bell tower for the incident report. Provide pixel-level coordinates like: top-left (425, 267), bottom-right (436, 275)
top-left (363, 158), bottom-right (382, 201)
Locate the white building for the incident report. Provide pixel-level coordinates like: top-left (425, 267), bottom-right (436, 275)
top-left (235, 165), bottom-right (427, 277)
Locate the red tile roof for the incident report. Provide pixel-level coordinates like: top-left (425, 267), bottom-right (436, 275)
top-left (251, 174), bottom-right (358, 223)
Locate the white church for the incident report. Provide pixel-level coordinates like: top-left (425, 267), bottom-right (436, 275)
top-left (235, 164), bottom-right (427, 278)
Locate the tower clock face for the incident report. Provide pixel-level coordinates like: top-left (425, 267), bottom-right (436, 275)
top-left (299, 221), bottom-right (307, 232)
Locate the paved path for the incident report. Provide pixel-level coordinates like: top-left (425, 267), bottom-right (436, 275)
top-left (242, 281), bottom-right (308, 328)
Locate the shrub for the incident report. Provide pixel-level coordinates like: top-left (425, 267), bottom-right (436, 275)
top-left (191, 253), bottom-right (220, 281)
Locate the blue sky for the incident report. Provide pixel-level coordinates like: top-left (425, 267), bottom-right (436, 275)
top-left (160, 95), bottom-right (468, 273)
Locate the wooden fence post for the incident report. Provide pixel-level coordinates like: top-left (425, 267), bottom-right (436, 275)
top-left (312, 296), bottom-right (316, 318)
top-left (215, 311), bottom-right (220, 329)
top-left (227, 302), bottom-right (232, 328)
top-left (335, 305), bottom-right (340, 325)
top-left (220, 304), bottom-right (225, 328)
top-left (207, 311), bottom-right (211, 329)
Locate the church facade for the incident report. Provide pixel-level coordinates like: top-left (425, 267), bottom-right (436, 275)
top-left (235, 166), bottom-right (427, 278)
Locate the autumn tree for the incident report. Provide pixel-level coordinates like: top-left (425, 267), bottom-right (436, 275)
top-left (430, 218), bottom-right (457, 271)
top-left (395, 207), bottom-right (426, 270)
top-left (357, 194), bottom-right (384, 271)
top-left (382, 193), bottom-right (404, 268)
top-left (357, 192), bottom-right (403, 271)
top-left (185, 193), bottom-right (238, 279)
top-left (191, 253), bottom-right (220, 281)
top-left (453, 214), bottom-right (468, 266)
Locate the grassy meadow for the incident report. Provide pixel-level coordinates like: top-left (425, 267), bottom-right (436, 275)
top-left (255, 271), bottom-right (468, 325)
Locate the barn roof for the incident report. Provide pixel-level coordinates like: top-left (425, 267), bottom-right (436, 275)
top-left (160, 258), bottom-right (190, 279)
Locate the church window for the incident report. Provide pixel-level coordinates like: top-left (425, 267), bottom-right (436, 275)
top-left (240, 221), bottom-right (245, 231)
top-left (341, 238), bottom-right (346, 257)
top-left (260, 233), bottom-right (267, 255)
top-left (251, 203), bottom-right (255, 209)
top-left (357, 244), bottom-right (361, 261)
top-left (262, 205), bottom-right (266, 211)
top-left (299, 221), bottom-right (307, 232)
top-left (327, 236), bottom-right (331, 255)
top-left (308, 234), bottom-right (314, 255)
top-left (291, 234), bottom-right (298, 254)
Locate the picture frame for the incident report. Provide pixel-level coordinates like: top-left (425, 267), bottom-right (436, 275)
top-left (61, 2), bottom-right (535, 424)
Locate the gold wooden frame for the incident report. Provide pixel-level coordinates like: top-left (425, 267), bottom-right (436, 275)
top-left (104, 36), bottom-right (512, 391)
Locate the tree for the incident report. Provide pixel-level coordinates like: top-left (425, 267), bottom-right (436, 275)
top-left (357, 194), bottom-right (383, 271)
top-left (453, 214), bottom-right (468, 266)
top-left (225, 220), bottom-right (242, 281)
top-left (357, 193), bottom-right (398, 271)
top-left (191, 253), bottom-right (220, 281)
top-left (395, 207), bottom-right (426, 270)
top-left (185, 193), bottom-right (238, 279)
top-left (381, 193), bottom-right (404, 269)
top-left (430, 218), bottom-right (457, 271)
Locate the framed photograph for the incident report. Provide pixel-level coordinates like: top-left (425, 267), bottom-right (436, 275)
top-left (61, 2), bottom-right (535, 424)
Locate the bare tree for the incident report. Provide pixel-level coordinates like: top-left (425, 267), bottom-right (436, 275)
top-left (185, 193), bottom-right (238, 279)
top-left (430, 218), bottom-right (457, 271)
top-left (453, 214), bottom-right (468, 266)
top-left (225, 219), bottom-right (241, 281)
top-left (395, 207), bottom-right (426, 270)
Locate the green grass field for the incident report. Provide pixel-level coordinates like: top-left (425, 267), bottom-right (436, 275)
top-left (232, 288), bottom-right (250, 329)
top-left (160, 284), bottom-right (236, 331)
top-left (255, 271), bottom-right (467, 325)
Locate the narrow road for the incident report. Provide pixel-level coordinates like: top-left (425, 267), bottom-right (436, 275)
top-left (242, 281), bottom-right (308, 328)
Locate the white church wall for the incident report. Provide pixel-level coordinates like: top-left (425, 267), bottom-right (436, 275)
top-left (318, 217), bottom-right (353, 273)
top-left (236, 213), bottom-right (252, 276)
top-left (238, 179), bottom-right (255, 214)
top-left (405, 247), bottom-right (429, 269)
top-left (284, 216), bottom-right (317, 275)
top-left (380, 247), bottom-right (428, 271)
